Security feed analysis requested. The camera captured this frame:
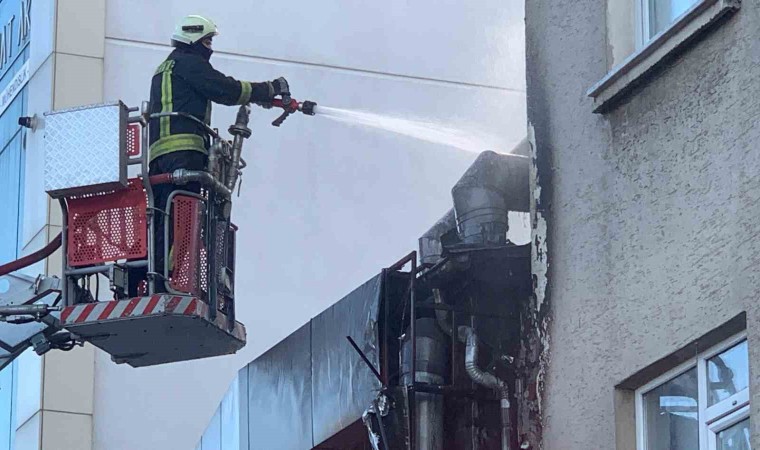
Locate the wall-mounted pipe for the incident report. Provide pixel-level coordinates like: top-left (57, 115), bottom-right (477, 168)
top-left (459, 326), bottom-right (511, 450)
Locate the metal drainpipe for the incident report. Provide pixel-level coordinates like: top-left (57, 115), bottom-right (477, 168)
top-left (459, 326), bottom-right (511, 450)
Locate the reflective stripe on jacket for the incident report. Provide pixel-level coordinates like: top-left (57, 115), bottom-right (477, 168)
top-left (148, 46), bottom-right (271, 161)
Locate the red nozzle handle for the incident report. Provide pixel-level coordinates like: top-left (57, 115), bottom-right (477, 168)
top-left (271, 98), bottom-right (299, 112)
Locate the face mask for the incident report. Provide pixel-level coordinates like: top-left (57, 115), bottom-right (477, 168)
top-left (191, 40), bottom-right (213, 60)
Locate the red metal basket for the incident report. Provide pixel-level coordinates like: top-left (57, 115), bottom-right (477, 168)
top-left (67, 179), bottom-right (148, 267)
top-left (170, 195), bottom-right (204, 295)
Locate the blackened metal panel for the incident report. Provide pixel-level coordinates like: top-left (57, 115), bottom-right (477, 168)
top-left (248, 323), bottom-right (313, 450)
top-left (311, 274), bottom-right (383, 445)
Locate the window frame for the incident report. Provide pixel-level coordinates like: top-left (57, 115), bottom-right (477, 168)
top-left (588, 0), bottom-right (740, 113)
top-left (635, 0), bottom-right (705, 50)
top-left (707, 405), bottom-right (749, 450)
top-left (635, 332), bottom-right (749, 450)
top-left (634, 0), bottom-right (652, 50)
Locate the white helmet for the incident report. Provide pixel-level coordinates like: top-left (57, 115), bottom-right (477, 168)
top-left (171, 15), bottom-right (219, 46)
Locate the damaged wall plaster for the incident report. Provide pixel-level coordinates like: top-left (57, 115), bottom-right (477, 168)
top-left (516, 122), bottom-right (551, 450)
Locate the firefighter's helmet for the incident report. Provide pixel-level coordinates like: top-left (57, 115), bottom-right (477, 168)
top-left (171, 15), bottom-right (219, 46)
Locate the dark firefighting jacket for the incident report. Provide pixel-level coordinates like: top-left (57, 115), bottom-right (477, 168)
top-left (148, 45), bottom-right (272, 162)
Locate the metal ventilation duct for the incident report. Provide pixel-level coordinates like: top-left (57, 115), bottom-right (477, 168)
top-left (245, 274), bottom-right (383, 450)
top-left (418, 209), bottom-right (456, 265)
top-left (451, 150), bottom-right (530, 245)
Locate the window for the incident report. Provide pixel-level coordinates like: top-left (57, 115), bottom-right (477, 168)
top-left (636, 334), bottom-right (750, 450)
top-left (589, 0), bottom-right (739, 112)
top-left (638, 0), bottom-right (701, 45)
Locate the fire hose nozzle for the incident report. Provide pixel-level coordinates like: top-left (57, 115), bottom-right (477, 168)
top-left (268, 97), bottom-right (318, 126)
top-left (299, 100), bottom-right (317, 116)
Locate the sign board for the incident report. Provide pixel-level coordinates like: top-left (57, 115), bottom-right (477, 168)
top-left (0, 59), bottom-right (27, 116)
top-left (0, 0), bottom-right (31, 82)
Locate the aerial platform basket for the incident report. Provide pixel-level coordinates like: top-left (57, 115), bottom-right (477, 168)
top-left (0, 100), bottom-right (250, 368)
top-left (59, 295), bottom-right (245, 367)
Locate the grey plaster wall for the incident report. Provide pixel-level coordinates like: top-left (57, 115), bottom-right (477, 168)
top-left (525, 0), bottom-right (760, 449)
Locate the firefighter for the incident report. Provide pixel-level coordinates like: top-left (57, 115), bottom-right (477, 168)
top-left (133, 15), bottom-right (289, 295)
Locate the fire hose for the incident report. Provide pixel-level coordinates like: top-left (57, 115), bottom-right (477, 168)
top-left (0, 233), bottom-right (62, 277)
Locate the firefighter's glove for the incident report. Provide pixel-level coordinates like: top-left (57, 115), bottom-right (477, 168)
top-left (271, 77), bottom-right (290, 97)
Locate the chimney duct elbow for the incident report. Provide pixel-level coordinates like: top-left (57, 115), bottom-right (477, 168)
top-left (451, 151), bottom-right (529, 245)
top-left (459, 325), bottom-right (512, 450)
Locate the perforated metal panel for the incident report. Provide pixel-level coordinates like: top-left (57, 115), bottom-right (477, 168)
top-left (67, 179), bottom-right (148, 267)
top-left (170, 196), bottom-right (204, 295)
top-left (44, 102), bottom-right (127, 198)
top-left (213, 221), bottom-right (228, 312)
top-left (199, 245), bottom-right (209, 297)
top-left (126, 123), bottom-right (141, 157)
top-left (218, 224), bottom-right (236, 316)
top-left (195, 222), bottom-right (235, 311)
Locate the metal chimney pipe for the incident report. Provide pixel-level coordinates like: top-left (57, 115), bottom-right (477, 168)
top-left (401, 318), bottom-right (448, 450)
top-left (451, 151), bottom-right (530, 245)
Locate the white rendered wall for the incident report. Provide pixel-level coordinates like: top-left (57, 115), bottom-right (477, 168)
top-left (96, 1), bottom-right (526, 449)
top-left (13, 0), bottom-right (107, 448)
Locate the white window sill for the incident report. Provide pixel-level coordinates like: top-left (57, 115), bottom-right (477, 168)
top-left (587, 0), bottom-right (740, 113)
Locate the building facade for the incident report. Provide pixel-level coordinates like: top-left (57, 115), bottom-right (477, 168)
top-left (0, 0), bottom-right (30, 447)
top-left (0, 0), bottom-right (104, 449)
top-left (526, 0), bottom-right (757, 449)
top-left (0, 0), bottom-right (527, 449)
